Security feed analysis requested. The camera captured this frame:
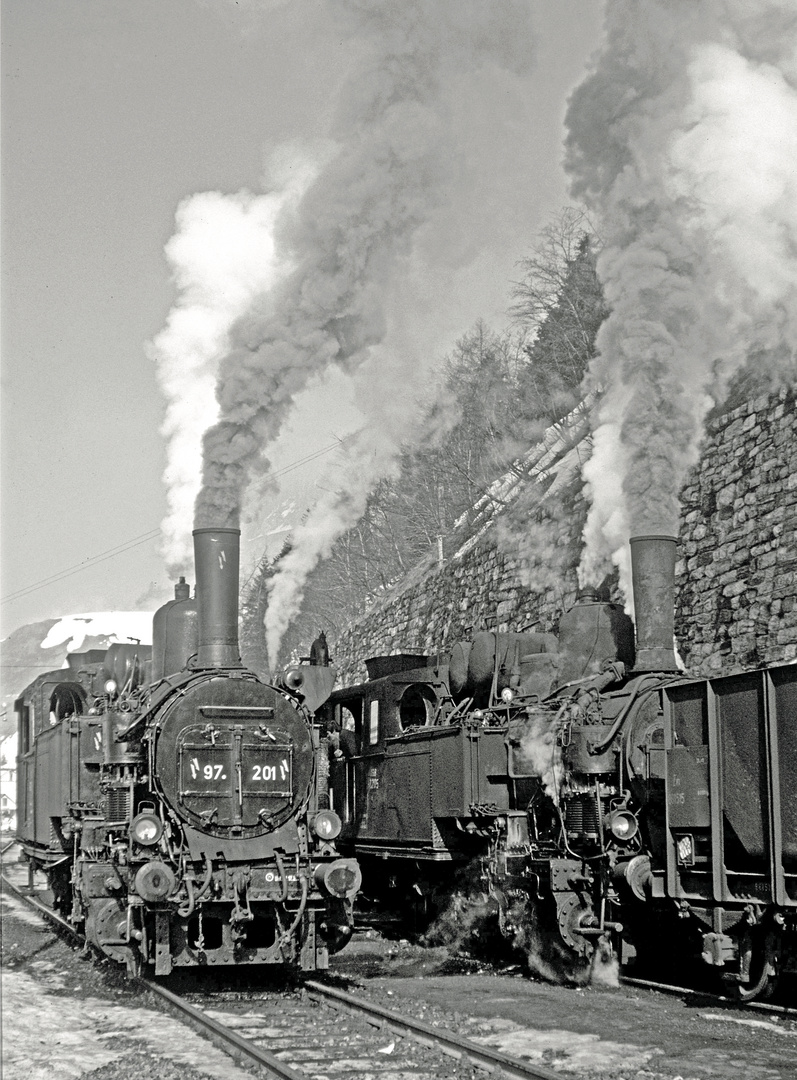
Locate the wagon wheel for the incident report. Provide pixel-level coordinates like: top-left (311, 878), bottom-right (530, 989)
top-left (734, 930), bottom-right (777, 1003)
top-left (734, 961), bottom-right (775, 1002)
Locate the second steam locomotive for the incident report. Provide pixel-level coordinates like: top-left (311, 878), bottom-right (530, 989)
top-left (15, 527), bottom-right (361, 975)
top-left (319, 535), bottom-right (796, 1001)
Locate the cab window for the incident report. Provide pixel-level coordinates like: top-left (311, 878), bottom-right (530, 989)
top-left (368, 699), bottom-right (380, 745)
top-left (17, 701), bottom-right (31, 755)
top-left (398, 684), bottom-right (438, 729)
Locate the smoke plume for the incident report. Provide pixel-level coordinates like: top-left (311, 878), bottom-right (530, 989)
top-left (565, 0), bottom-right (797, 595)
top-left (179, 1), bottom-right (539, 662)
top-left (149, 186), bottom-right (296, 575)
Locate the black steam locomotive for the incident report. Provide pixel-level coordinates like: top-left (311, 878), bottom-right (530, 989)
top-left (15, 528), bottom-right (360, 975)
top-left (320, 535), bottom-right (796, 1001)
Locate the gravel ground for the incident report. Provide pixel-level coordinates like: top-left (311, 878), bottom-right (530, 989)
top-left (328, 936), bottom-right (797, 1079)
top-left (3, 879), bottom-right (796, 1080)
top-left (1, 885), bottom-right (260, 1080)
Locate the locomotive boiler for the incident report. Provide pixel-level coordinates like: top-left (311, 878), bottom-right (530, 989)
top-left (15, 527), bottom-right (361, 975)
top-left (321, 535), bottom-right (796, 1001)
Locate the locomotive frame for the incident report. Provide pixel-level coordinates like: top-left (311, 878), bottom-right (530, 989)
top-left (15, 527), bottom-right (361, 975)
top-left (320, 535), bottom-right (797, 1001)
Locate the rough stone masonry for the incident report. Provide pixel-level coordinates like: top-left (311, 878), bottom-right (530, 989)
top-left (332, 387), bottom-right (796, 684)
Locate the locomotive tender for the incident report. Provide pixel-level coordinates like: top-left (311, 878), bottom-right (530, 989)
top-left (15, 527), bottom-right (361, 975)
top-left (321, 535), bottom-right (796, 1000)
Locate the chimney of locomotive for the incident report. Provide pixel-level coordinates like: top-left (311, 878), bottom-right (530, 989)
top-left (629, 534), bottom-right (679, 672)
top-left (193, 527), bottom-right (243, 669)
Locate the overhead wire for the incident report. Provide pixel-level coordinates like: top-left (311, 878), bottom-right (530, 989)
top-left (1, 437), bottom-right (350, 606)
top-left (1, 530), bottom-right (162, 605)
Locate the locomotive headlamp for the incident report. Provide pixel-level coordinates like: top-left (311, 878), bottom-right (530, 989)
top-left (605, 809), bottom-right (639, 842)
top-left (103, 678), bottom-right (118, 697)
top-left (131, 811), bottom-right (163, 846)
top-left (313, 809), bottom-right (342, 841)
top-left (501, 688), bottom-right (515, 703)
top-left (283, 667), bottom-right (305, 692)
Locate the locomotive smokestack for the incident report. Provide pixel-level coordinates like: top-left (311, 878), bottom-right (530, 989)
top-left (629, 535), bottom-right (679, 672)
top-left (193, 527), bottom-right (242, 669)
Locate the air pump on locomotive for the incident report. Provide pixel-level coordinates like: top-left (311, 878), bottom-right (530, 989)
top-left (321, 535), bottom-right (796, 1000)
top-left (15, 527), bottom-right (361, 975)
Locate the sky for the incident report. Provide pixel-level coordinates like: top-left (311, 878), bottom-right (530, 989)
top-left (1, 0), bottom-right (605, 638)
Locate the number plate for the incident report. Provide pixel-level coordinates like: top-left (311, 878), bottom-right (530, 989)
top-left (182, 750), bottom-right (232, 794)
top-left (242, 744), bottom-right (292, 798)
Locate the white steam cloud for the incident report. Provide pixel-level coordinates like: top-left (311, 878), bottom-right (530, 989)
top-left (565, 0), bottom-right (797, 596)
top-left (170, 0), bottom-right (541, 663)
top-left (149, 189), bottom-right (289, 575)
top-left (516, 713), bottom-right (563, 802)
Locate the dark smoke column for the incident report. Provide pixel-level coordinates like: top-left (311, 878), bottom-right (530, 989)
top-left (190, 2), bottom-right (538, 585)
top-left (565, 0), bottom-right (797, 592)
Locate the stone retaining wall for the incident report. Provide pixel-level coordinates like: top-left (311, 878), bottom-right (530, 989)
top-left (675, 386), bottom-right (797, 673)
top-left (332, 387), bottom-right (796, 683)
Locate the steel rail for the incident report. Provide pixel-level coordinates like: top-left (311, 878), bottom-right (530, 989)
top-left (3, 869), bottom-right (306, 1079)
top-left (6, 859), bottom-right (790, 1036)
top-left (304, 978), bottom-right (563, 1080)
top-left (142, 980), bottom-right (308, 1080)
top-left (0, 869), bottom-right (78, 939)
top-left (144, 975), bottom-right (565, 1080)
top-left (2, 869), bottom-right (300, 1079)
top-left (620, 974), bottom-right (797, 1018)
top-left (3, 869), bottom-right (558, 1080)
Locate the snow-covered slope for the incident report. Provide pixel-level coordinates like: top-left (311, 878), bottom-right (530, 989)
top-left (1, 612), bottom-right (154, 735)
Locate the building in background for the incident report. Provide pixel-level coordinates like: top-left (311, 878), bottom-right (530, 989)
top-left (0, 727), bottom-right (17, 834)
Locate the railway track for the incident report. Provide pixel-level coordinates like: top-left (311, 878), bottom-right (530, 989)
top-left (3, 847), bottom-right (795, 1080)
top-left (620, 974), bottom-right (797, 1017)
top-left (0, 853), bottom-right (559, 1080)
top-left (153, 977), bottom-right (563, 1080)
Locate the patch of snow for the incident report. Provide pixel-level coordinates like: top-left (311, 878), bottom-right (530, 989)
top-left (699, 1013), bottom-right (796, 1037)
top-left (2, 969), bottom-right (257, 1080)
top-left (40, 612), bottom-right (154, 652)
top-left (1, 892), bottom-right (47, 929)
top-left (472, 1020), bottom-right (662, 1074)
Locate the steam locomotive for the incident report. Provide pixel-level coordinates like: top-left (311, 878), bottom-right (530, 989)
top-left (15, 527), bottom-right (361, 975)
top-left (319, 535), bottom-right (796, 1001)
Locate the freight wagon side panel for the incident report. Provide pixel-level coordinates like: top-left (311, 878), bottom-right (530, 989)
top-left (664, 663), bottom-right (797, 909)
top-left (773, 664), bottom-right (797, 903)
top-left (715, 671), bottom-right (769, 898)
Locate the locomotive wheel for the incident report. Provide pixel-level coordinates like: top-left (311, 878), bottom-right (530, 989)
top-left (85, 898), bottom-right (133, 966)
top-left (555, 892), bottom-right (596, 957)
